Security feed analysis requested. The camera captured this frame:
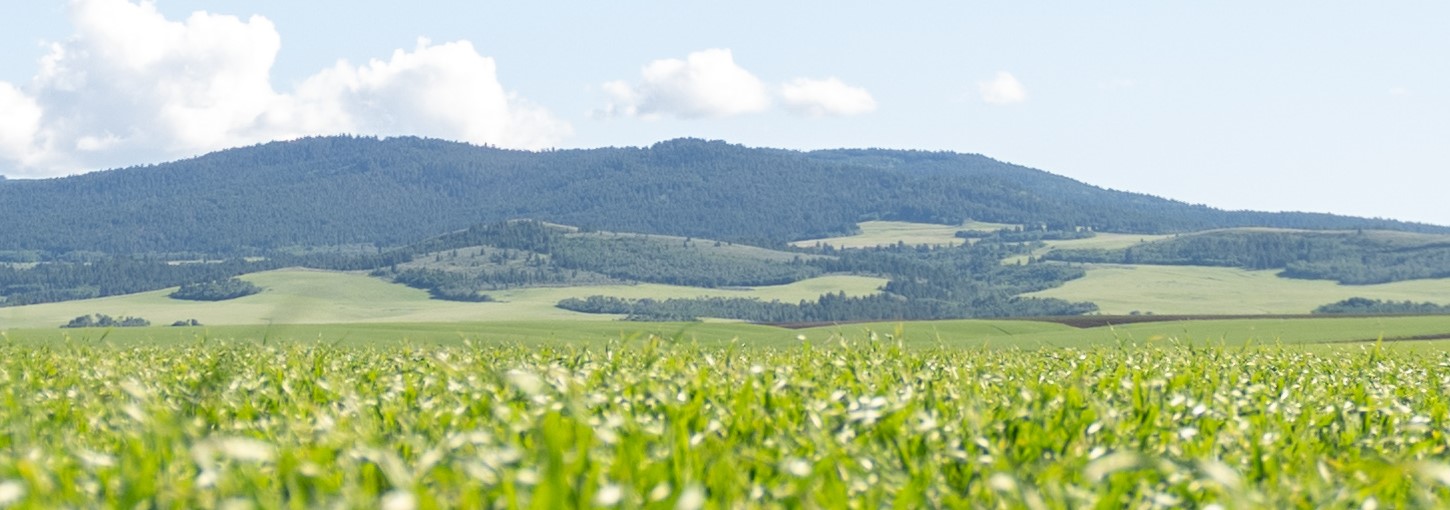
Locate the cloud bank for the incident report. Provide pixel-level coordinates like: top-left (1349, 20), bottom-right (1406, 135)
top-left (603, 49), bottom-right (876, 119)
top-left (0, 0), bottom-right (569, 177)
top-left (979, 71), bottom-right (1028, 105)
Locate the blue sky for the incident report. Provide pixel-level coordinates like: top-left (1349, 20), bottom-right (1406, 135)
top-left (2, 1), bottom-right (1447, 225)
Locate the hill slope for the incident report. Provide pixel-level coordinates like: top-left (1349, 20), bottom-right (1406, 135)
top-left (0, 268), bottom-right (887, 329)
top-left (2, 136), bottom-right (1444, 255)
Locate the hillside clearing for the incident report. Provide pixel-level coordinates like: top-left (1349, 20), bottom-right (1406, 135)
top-left (0, 269), bottom-right (886, 329)
top-left (1025, 264), bottom-right (1450, 314)
top-left (789, 220), bottom-right (1014, 249)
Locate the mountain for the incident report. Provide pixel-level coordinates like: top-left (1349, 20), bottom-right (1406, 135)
top-left (1, 136), bottom-right (1444, 256)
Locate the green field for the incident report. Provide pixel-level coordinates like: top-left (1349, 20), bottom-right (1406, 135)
top-left (1001, 232), bottom-right (1175, 264)
top-left (10, 314), bottom-right (1450, 353)
top-left (789, 220), bottom-right (1014, 249)
top-left (0, 269), bottom-right (887, 329)
top-left (4, 338), bottom-right (1450, 507)
top-left (1026, 263), bottom-right (1450, 314)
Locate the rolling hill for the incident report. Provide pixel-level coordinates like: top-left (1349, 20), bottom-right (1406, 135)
top-left (0, 268), bottom-right (888, 329)
top-left (2, 136), bottom-right (1445, 256)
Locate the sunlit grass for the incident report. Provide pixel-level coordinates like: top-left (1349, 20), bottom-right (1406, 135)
top-left (2, 335), bottom-right (1449, 507)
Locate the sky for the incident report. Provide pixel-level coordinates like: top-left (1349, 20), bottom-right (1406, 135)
top-left (1, 1), bottom-right (1447, 226)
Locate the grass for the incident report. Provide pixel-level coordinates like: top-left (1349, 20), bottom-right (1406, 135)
top-left (569, 231), bottom-right (826, 262)
top-left (1001, 232), bottom-right (1175, 264)
top-left (9, 314), bottom-right (1449, 352)
top-left (1025, 264), bottom-right (1450, 314)
top-left (4, 339), bottom-right (1450, 507)
top-left (792, 315), bottom-right (1450, 349)
top-left (789, 220), bottom-right (1015, 249)
top-left (0, 269), bottom-right (887, 329)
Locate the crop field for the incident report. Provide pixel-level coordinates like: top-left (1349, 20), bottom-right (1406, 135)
top-left (3, 336), bottom-right (1450, 508)
top-left (789, 220), bottom-right (1014, 249)
top-left (9, 314), bottom-right (1450, 353)
top-left (1025, 264), bottom-right (1450, 315)
top-left (0, 269), bottom-right (887, 329)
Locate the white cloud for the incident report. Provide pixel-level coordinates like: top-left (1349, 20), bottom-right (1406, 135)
top-left (601, 48), bottom-right (770, 119)
top-left (0, 82), bottom-right (46, 168)
top-left (0, 0), bottom-right (569, 177)
top-left (779, 77), bottom-right (877, 117)
top-left (978, 71), bottom-right (1028, 105)
top-left (286, 39), bottom-right (570, 149)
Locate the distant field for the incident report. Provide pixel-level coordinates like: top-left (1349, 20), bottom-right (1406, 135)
top-left (0, 269), bottom-right (886, 329)
top-left (9, 315), bottom-right (1449, 352)
top-left (792, 315), bottom-right (1450, 349)
top-left (1026, 264), bottom-right (1450, 314)
top-left (1002, 232), bottom-right (1175, 264)
top-left (789, 220), bottom-right (1014, 249)
top-left (571, 230), bottom-right (824, 262)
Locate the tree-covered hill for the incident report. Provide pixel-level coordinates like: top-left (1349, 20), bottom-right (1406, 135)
top-left (1, 136), bottom-right (1444, 255)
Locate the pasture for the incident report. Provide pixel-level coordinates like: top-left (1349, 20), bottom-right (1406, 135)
top-left (9, 314), bottom-right (1450, 352)
top-left (0, 269), bottom-right (887, 329)
top-left (1026, 264), bottom-right (1450, 315)
top-left (788, 220), bottom-right (1013, 249)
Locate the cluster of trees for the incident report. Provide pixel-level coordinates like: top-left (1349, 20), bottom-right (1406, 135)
top-left (3, 136), bottom-right (1443, 257)
top-left (558, 238), bottom-right (1098, 321)
top-left (62, 314), bottom-right (150, 328)
top-left (549, 235), bottom-right (819, 288)
top-left (370, 221), bottom-right (822, 300)
top-left (1313, 297), bottom-right (1450, 315)
top-left (389, 267), bottom-right (569, 294)
top-left (1046, 230), bottom-right (1450, 284)
top-left (0, 258), bottom-right (276, 307)
top-left (170, 278), bottom-right (261, 301)
top-left (815, 240), bottom-right (1089, 302)
top-left (956, 227), bottom-right (1096, 243)
top-left (558, 293), bottom-right (1094, 323)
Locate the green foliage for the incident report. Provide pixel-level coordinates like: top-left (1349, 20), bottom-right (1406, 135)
top-left (2, 340), bottom-right (1450, 507)
top-left (1047, 229), bottom-right (1450, 284)
top-left (1, 259), bottom-right (264, 307)
top-left (558, 291), bottom-right (1095, 322)
top-left (559, 239), bottom-right (1099, 321)
top-left (956, 226), bottom-right (1097, 242)
top-left (61, 314), bottom-right (150, 328)
top-left (374, 221), bottom-right (825, 301)
top-left (1314, 297), bottom-right (1450, 315)
top-left (549, 234), bottom-right (821, 288)
top-left (170, 278), bottom-right (262, 301)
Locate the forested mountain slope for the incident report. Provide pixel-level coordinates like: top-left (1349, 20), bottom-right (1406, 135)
top-left (2, 136), bottom-right (1443, 255)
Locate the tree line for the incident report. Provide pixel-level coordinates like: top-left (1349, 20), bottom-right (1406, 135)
top-left (1313, 297), bottom-right (1450, 315)
top-left (558, 237), bottom-right (1099, 321)
top-left (1045, 230), bottom-right (1450, 284)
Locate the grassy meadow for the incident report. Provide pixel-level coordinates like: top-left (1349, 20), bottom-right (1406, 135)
top-left (0, 269), bottom-right (886, 330)
top-left (1001, 232), bottom-right (1175, 264)
top-left (1027, 264), bottom-right (1450, 315)
top-left (9, 314), bottom-right (1449, 353)
top-left (788, 220), bottom-right (1014, 249)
